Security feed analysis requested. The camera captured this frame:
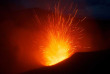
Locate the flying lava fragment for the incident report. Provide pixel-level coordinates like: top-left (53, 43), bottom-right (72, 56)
top-left (34, 4), bottom-right (83, 66)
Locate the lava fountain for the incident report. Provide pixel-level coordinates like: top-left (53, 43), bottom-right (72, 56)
top-left (34, 4), bottom-right (83, 66)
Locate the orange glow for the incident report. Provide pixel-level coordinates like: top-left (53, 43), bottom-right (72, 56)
top-left (42, 29), bottom-right (73, 66)
top-left (35, 4), bottom-right (81, 66)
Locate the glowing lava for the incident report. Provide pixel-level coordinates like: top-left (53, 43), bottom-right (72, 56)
top-left (43, 29), bottom-right (73, 66)
top-left (35, 4), bottom-right (81, 66)
top-left (38, 7), bottom-right (79, 66)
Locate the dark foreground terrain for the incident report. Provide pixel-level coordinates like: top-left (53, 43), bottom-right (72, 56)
top-left (23, 49), bottom-right (110, 74)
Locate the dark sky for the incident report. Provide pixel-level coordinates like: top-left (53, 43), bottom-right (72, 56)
top-left (0, 0), bottom-right (110, 19)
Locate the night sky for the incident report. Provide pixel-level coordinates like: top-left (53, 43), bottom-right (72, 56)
top-left (0, 0), bottom-right (110, 19)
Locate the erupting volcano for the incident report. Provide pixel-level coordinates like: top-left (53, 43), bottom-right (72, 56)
top-left (34, 4), bottom-right (83, 66)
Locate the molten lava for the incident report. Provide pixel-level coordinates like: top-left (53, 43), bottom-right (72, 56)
top-left (43, 29), bottom-right (73, 66)
top-left (35, 5), bottom-right (81, 66)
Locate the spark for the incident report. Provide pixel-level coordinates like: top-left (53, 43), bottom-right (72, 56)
top-left (34, 4), bottom-right (83, 66)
